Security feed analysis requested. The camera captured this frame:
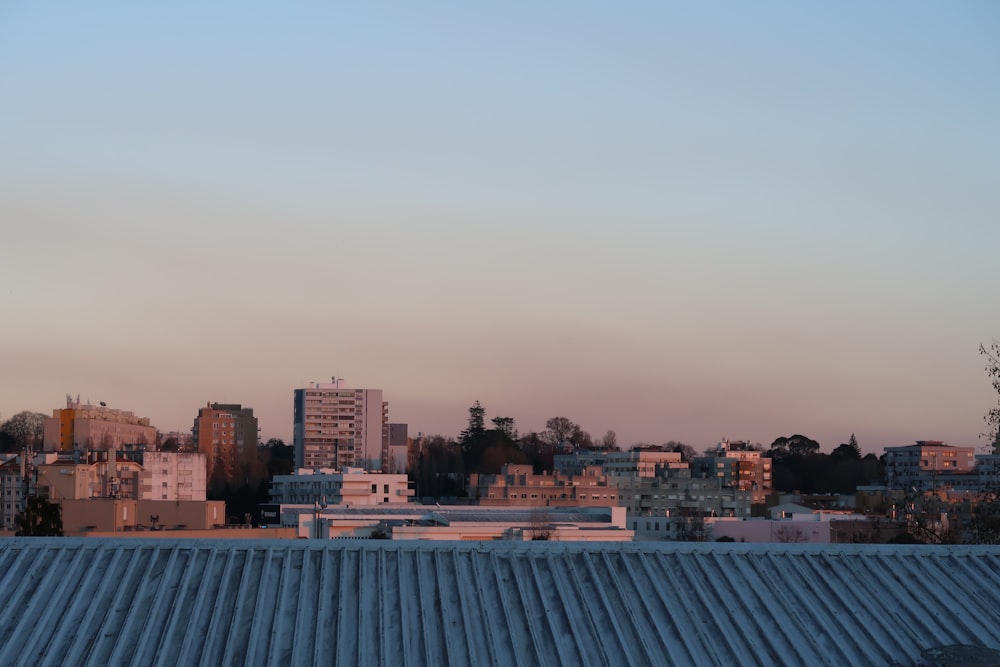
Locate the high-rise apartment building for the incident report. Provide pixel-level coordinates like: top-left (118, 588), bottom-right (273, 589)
top-left (293, 380), bottom-right (388, 471)
top-left (192, 403), bottom-right (258, 485)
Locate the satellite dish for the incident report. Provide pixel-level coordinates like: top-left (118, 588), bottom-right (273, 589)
top-left (99, 401), bottom-right (107, 407)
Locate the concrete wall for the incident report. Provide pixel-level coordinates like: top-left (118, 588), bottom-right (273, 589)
top-left (60, 499), bottom-right (226, 535)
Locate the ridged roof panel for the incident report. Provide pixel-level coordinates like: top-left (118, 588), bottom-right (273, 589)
top-left (0, 539), bottom-right (998, 666)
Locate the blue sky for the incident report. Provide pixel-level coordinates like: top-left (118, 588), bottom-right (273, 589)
top-left (1, 2), bottom-right (998, 453)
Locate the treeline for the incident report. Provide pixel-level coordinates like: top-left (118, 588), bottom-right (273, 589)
top-left (411, 405), bottom-right (887, 500)
top-left (208, 438), bottom-right (295, 524)
top-left (0, 411), bottom-right (46, 452)
top-left (765, 434), bottom-right (884, 494)
top-left (411, 401), bottom-right (620, 499)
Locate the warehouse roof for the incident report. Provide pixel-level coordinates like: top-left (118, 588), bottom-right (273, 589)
top-left (1, 539), bottom-right (998, 666)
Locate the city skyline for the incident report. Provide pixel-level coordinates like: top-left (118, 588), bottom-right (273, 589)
top-left (2, 3), bottom-right (998, 455)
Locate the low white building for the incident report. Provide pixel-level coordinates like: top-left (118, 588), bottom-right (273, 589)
top-left (280, 504), bottom-right (633, 541)
top-left (270, 468), bottom-right (413, 506)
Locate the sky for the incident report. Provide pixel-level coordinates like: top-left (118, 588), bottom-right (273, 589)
top-left (1, 2), bottom-right (998, 455)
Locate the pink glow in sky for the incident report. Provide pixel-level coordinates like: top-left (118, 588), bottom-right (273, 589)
top-left (1, 3), bottom-right (998, 454)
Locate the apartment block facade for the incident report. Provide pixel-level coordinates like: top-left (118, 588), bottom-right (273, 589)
top-left (293, 381), bottom-right (388, 471)
top-left (469, 464), bottom-right (621, 507)
top-left (192, 403), bottom-right (258, 485)
top-left (554, 449), bottom-right (686, 478)
top-left (883, 441), bottom-right (976, 491)
top-left (139, 452), bottom-right (207, 501)
top-left (692, 439), bottom-right (772, 505)
top-left (269, 468), bottom-right (412, 505)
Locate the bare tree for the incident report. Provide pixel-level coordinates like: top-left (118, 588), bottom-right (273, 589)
top-left (663, 441), bottom-right (696, 462)
top-left (543, 417), bottom-right (591, 450)
top-left (528, 507), bottom-right (553, 540)
top-left (599, 430), bottom-right (618, 451)
top-left (775, 525), bottom-right (807, 543)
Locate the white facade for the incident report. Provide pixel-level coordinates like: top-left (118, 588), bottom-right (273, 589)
top-left (139, 452), bottom-right (207, 501)
top-left (270, 468), bottom-right (412, 506)
top-left (282, 505), bottom-right (633, 541)
top-left (293, 381), bottom-right (388, 471)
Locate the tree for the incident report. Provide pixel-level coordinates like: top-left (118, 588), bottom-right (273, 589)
top-left (459, 401), bottom-right (488, 468)
top-left (768, 434), bottom-right (821, 459)
top-left (518, 432), bottom-right (556, 473)
top-left (831, 443), bottom-right (861, 462)
top-left (491, 416), bottom-right (517, 440)
top-left (663, 441), bottom-right (697, 463)
top-left (458, 402), bottom-right (522, 472)
top-left (460, 401), bottom-right (486, 442)
top-left (411, 434), bottom-right (465, 499)
top-left (529, 508), bottom-right (553, 540)
top-left (263, 438), bottom-right (294, 477)
top-left (0, 411), bottom-right (47, 453)
top-left (542, 417), bottom-right (591, 450)
top-left (15, 496), bottom-right (63, 536)
top-left (775, 525), bottom-right (807, 543)
top-left (599, 430), bottom-right (618, 451)
top-left (982, 340), bottom-right (1000, 450)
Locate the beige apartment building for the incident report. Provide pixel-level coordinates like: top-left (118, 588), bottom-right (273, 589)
top-left (469, 464), bottom-right (621, 507)
top-left (37, 451), bottom-right (207, 502)
top-left (554, 449), bottom-right (686, 478)
top-left (42, 397), bottom-right (156, 452)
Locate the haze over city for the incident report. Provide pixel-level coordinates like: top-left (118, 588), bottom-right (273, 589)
top-left (2, 3), bottom-right (998, 454)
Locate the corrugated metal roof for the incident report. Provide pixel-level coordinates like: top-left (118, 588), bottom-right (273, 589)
top-left (0, 539), bottom-right (998, 666)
